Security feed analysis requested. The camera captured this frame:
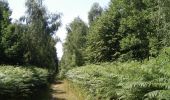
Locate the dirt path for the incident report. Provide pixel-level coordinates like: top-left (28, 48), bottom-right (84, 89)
top-left (51, 80), bottom-right (79, 100)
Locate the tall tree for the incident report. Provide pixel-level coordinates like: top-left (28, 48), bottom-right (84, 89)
top-left (1, 24), bottom-right (26, 64)
top-left (86, 0), bottom-right (167, 63)
top-left (88, 2), bottom-right (103, 24)
top-left (23, 0), bottom-right (61, 70)
top-left (158, 0), bottom-right (170, 46)
top-left (0, 0), bottom-right (11, 64)
top-left (0, 0), bottom-right (61, 69)
top-left (86, 0), bottom-right (122, 63)
top-left (118, 0), bottom-right (150, 61)
top-left (61, 17), bottom-right (88, 71)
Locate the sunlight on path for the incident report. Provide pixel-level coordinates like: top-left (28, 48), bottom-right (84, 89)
top-left (51, 81), bottom-right (79, 100)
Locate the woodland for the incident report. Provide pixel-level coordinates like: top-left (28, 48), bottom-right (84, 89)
top-left (0, 0), bottom-right (170, 100)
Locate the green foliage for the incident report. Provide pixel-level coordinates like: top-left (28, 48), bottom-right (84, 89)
top-left (88, 2), bottom-right (103, 24)
top-left (85, 0), bottom-right (168, 63)
top-left (86, 4), bottom-right (121, 63)
top-left (0, 0), bottom-right (60, 70)
top-left (66, 47), bottom-right (170, 100)
top-left (23, 0), bottom-right (60, 70)
top-left (61, 17), bottom-right (88, 72)
top-left (63, 0), bottom-right (170, 99)
top-left (0, 0), bottom-right (11, 64)
top-left (1, 24), bottom-right (25, 64)
top-left (159, 0), bottom-right (170, 46)
top-left (0, 65), bottom-right (49, 99)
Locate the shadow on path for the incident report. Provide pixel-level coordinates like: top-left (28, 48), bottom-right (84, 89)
top-left (31, 80), bottom-right (78, 100)
top-left (51, 80), bottom-right (78, 100)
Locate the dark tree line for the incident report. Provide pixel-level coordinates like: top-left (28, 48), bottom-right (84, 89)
top-left (0, 0), bottom-right (60, 71)
top-left (61, 17), bottom-right (88, 71)
top-left (61, 0), bottom-right (170, 72)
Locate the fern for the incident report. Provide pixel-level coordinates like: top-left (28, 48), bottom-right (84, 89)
top-left (66, 48), bottom-right (170, 100)
top-left (145, 90), bottom-right (170, 99)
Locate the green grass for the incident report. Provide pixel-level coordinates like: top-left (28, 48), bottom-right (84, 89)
top-left (66, 48), bottom-right (170, 100)
top-left (0, 65), bottom-right (49, 100)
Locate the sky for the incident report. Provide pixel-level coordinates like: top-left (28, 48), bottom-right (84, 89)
top-left (8, 0), bottom-right (110, 59)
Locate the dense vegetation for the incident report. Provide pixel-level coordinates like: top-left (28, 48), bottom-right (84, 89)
top-left (1, 0), bottom-right (170, 99)
top-left (0, 0), bottom-right (60, 70)
top-left (86, 0), bottom-right (170, 62)
top-left (0, 0), bottom-right (59, 99)
top-left (61, 0), bottom-right (170, 68)
top-left (61, 0), bottom-right (170, 99)
top-left (0, 65), bottom-right (49, 99)
top-left (61, 17), bottom-right (88, 74)
top-left (66, 48), bottom-right (170, 100)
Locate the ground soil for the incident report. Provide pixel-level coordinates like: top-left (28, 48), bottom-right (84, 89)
top-left (51, 80), bottom-right (79, 100)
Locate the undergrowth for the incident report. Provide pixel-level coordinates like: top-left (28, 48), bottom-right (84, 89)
top-left (66, 48), bottom-right (170, 100)
top-left (0, 66), bottom-right (49, 100)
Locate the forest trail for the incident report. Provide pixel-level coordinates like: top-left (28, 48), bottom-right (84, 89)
top-left (51, 80), bottom-right (79, 100)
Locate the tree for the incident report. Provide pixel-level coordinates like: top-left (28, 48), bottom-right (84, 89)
top-left (22, 0), bottom-right (61, 70)
top-left (61, 17), bottom-right (88, 71)
top-left (118, 0), bottom-right (151, 61)
top-left (157, 0), bottom-right (170, 46)
top-left (0, 0), bottom-right (11, 64)
top-left (0, 0), bottom-right (61, 70)
top-left (88, 2), bottom-right (103, 24)
top-left (86, 0), bottom-right (167, 63)
top-left (1, 24), bottom-right (25, 64)
top-left (86, 0), bottom-right (122, 63)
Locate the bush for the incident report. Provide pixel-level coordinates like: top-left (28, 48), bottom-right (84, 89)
top-left (0, 65), bottom-right (49, 99)
top-left (66, 48), bottom-right (170, 100)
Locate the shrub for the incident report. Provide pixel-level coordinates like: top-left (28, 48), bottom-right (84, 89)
top-left (66, 48), bottom-right (170, 100)
top-left (0, 65), bottom-right (49, 99)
